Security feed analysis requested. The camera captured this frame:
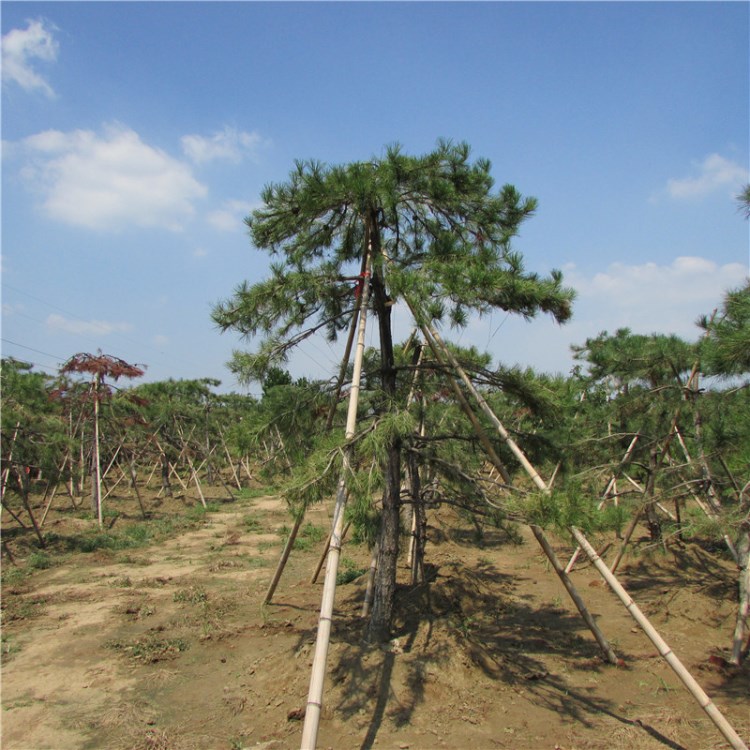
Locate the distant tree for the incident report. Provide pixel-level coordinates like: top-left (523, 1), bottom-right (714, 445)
top-left (737, 183), bottom-right (750, 219)
top-left (60, 353), bottom-right (144, 527)
top-left (700, 281), bottom-right (750, 377)
top-left (213, 140), bottom-right (574, 641)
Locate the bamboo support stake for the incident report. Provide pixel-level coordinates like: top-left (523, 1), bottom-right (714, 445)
top-left (39, 480), bottom-right (60, 526)
top-left (301, 263), bottom-right (371, 750)
top-left (310, 522), bottom-right (350, 585)
top-left (93, 372), bottom-right (103, 527)
top-left (187, 455), bottom-right (207, 508)
top-left (219, 431), bottom-right (243, 490)
top-left (129, 461), bottom-right (148, 520)
top-left (264, 512), bottom-right (304, 604)
top-left (419, 320), bottom-right (544, 491)
top-left (571, 526), bottom-right (748, 750)
top-left (531, 525), bottom-right (619, 665)
top-left (1, 422), bottom-right (21, 501)
top-left (415, 312), bottom-right (619, 664)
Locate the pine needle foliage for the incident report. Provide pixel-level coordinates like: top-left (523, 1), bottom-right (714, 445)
top-left (213, 140), bottom-right (575, 383)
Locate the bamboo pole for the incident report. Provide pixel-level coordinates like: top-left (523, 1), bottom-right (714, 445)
top-left (266, 275), bottom-right (370, 604)
top-left (571, 526), bottom-right (748, 750)
top-left (0, 422), bottom-right (21, 501)
top-left (324, 259), bottom-right (366, 432)
top-left (39, 480), bottom-right (60, 526)
top-left (300, 262), bottom-right (371, 750)
top-left (264, 512), bottom-right (304, 604)
top-left (414, 313), bottom-right (619, 664)
top-left (219, 431), bottom-right (243, 490)
top-left (129, 461), bottom-right (148, 520)
top-left (92, 372), bottom-right (103, 528)
top-left (530, 525), bottom-right (619, 664)
top-left (310, 522), bottom-right (350, 585)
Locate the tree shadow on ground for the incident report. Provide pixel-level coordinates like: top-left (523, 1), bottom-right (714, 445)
top-left (312, 555), bottom-right (692, 750)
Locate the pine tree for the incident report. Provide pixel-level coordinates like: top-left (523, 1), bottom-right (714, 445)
top-left (213, 140), bottom-right (574, 640)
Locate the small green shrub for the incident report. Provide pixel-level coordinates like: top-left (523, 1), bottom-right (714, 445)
top-left (242, 515), bottom-right (263, 532)
top-left (106, 635), bottom-right (188, 663)
top-left (173, 586), bottom-right (208, 605)
top-left (336, 557), bottom-right (365, 585)
top-left (236, 486), bottom-right (276, 500)
top-left (27, 552), bottom-right (52, 570)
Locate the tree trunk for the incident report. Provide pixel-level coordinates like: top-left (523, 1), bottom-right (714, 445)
top-left (92, 372), bottom-right (103, 527)
top-left (160, 452), bottom-right (173, 497)
top-left (732, 523), bottom-right (750, 665)
top-left (366, 251), bottom-right (402, 643)
top-left (644, 447), bottom-right (662, 542)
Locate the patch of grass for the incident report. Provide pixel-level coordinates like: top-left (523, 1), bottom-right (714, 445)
top-left (185, 502), bottom-right (221, 521)
top-left (124, 524), bottom-right (152, 544)
top-left (115, 553), bottom-right (152, 566)
top-left (236, 486), bottom-right (276, 500)
top-left (27, 551), bottom-right (52, 570)
top-left (173, 585), bottom-right (208, 605)
top-left (1, 594), bottom-right (47, 623)
top-left (113, 599), bottom-right (156, 620)
top-left (1, 633), bottom-right (19, 662)
top-left (106, 635), bottom-right (189, 664)
top-left (110, 576), bottom-right (133, 588)
top-left (282, 521), bottom-right (326, 551)
top-left (242, 515), bottom-right (263, 532)
top-left (0, 566), bottom-right (26, 585)
top-left (336, 557), bottom-right (366, 585)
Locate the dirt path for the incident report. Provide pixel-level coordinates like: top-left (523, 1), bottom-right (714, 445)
top-left (2, 493), bottom-right (748, 750)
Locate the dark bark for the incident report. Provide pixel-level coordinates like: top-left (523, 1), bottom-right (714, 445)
top-left (644, 447), bottom-right (662, 542)
top-left (367, 246), bottom-right (402, 643)
top-left (408, 448), bottom-right (425, 585)
top-left (161, 452), bottom-right (173, 497)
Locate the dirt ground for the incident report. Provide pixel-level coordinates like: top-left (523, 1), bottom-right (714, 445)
top-left (1, 484), bottom-right (748, 750)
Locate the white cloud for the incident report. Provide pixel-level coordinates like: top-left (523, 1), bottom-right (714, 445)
top-left (46, 313), bottom-right (133, 336)
top-left (1, 19), bottom-right (58, 97)
top-left (665, 154), bottom-right (748, 200)
top-left (181, 126), bottom-right (263, 164)
top-left (206, 199), bottom-right (255, 232)
top-left (19, 124), bottom-right (207, 231)
top-left (152, 334), bottom-right (169, 347)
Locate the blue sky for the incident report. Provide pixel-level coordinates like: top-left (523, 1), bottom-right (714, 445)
top-left (2, 2), bottom-right (748, 396)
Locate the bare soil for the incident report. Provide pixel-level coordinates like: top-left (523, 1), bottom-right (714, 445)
top-left (2, 485), bottom-right (748, 750)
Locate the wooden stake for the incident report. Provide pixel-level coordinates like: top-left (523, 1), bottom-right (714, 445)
top-left (264, 512), bottom-right (304, 604)
top-left (572, 526), bottom-right (748, 750)
top-left (301, 258), bottom-right (371, 750)
top-left (531, 525), bottom-right (618, 665)
top-left (415, 311), bottom-right (620, 664)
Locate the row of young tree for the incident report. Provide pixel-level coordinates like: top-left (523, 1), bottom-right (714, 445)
top-left (2, 143), bottom-right (748, 748)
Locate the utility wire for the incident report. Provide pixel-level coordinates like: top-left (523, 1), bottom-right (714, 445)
top-left (1, 338), bottom-right (66, 362)
top-left (3, 282), bottom-right (216, 374)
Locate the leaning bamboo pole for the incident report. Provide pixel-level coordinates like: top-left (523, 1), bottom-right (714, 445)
top-left (413, 312), bottom-right (618, 665)
top-left (92, 372), bottom-right (103, 527)
top-left (565, 434), bottom-right (641, 572)
top-left (572, 526), bottom-right (748, 750)
top-left (0, 422), bottom-right (21, 502)
top-left (265, 280), bottom-right (369, 605)
top-left (300, 264), bottom-right (371, 750)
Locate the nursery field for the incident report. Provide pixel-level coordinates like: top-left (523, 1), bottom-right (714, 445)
top-left (2, 485), bottom-right (748, 750)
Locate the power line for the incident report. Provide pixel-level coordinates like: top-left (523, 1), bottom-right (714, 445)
top-left (1, 338), bottom-right (66, 362)
top-left (2, 283), bottom-right (215, 374)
